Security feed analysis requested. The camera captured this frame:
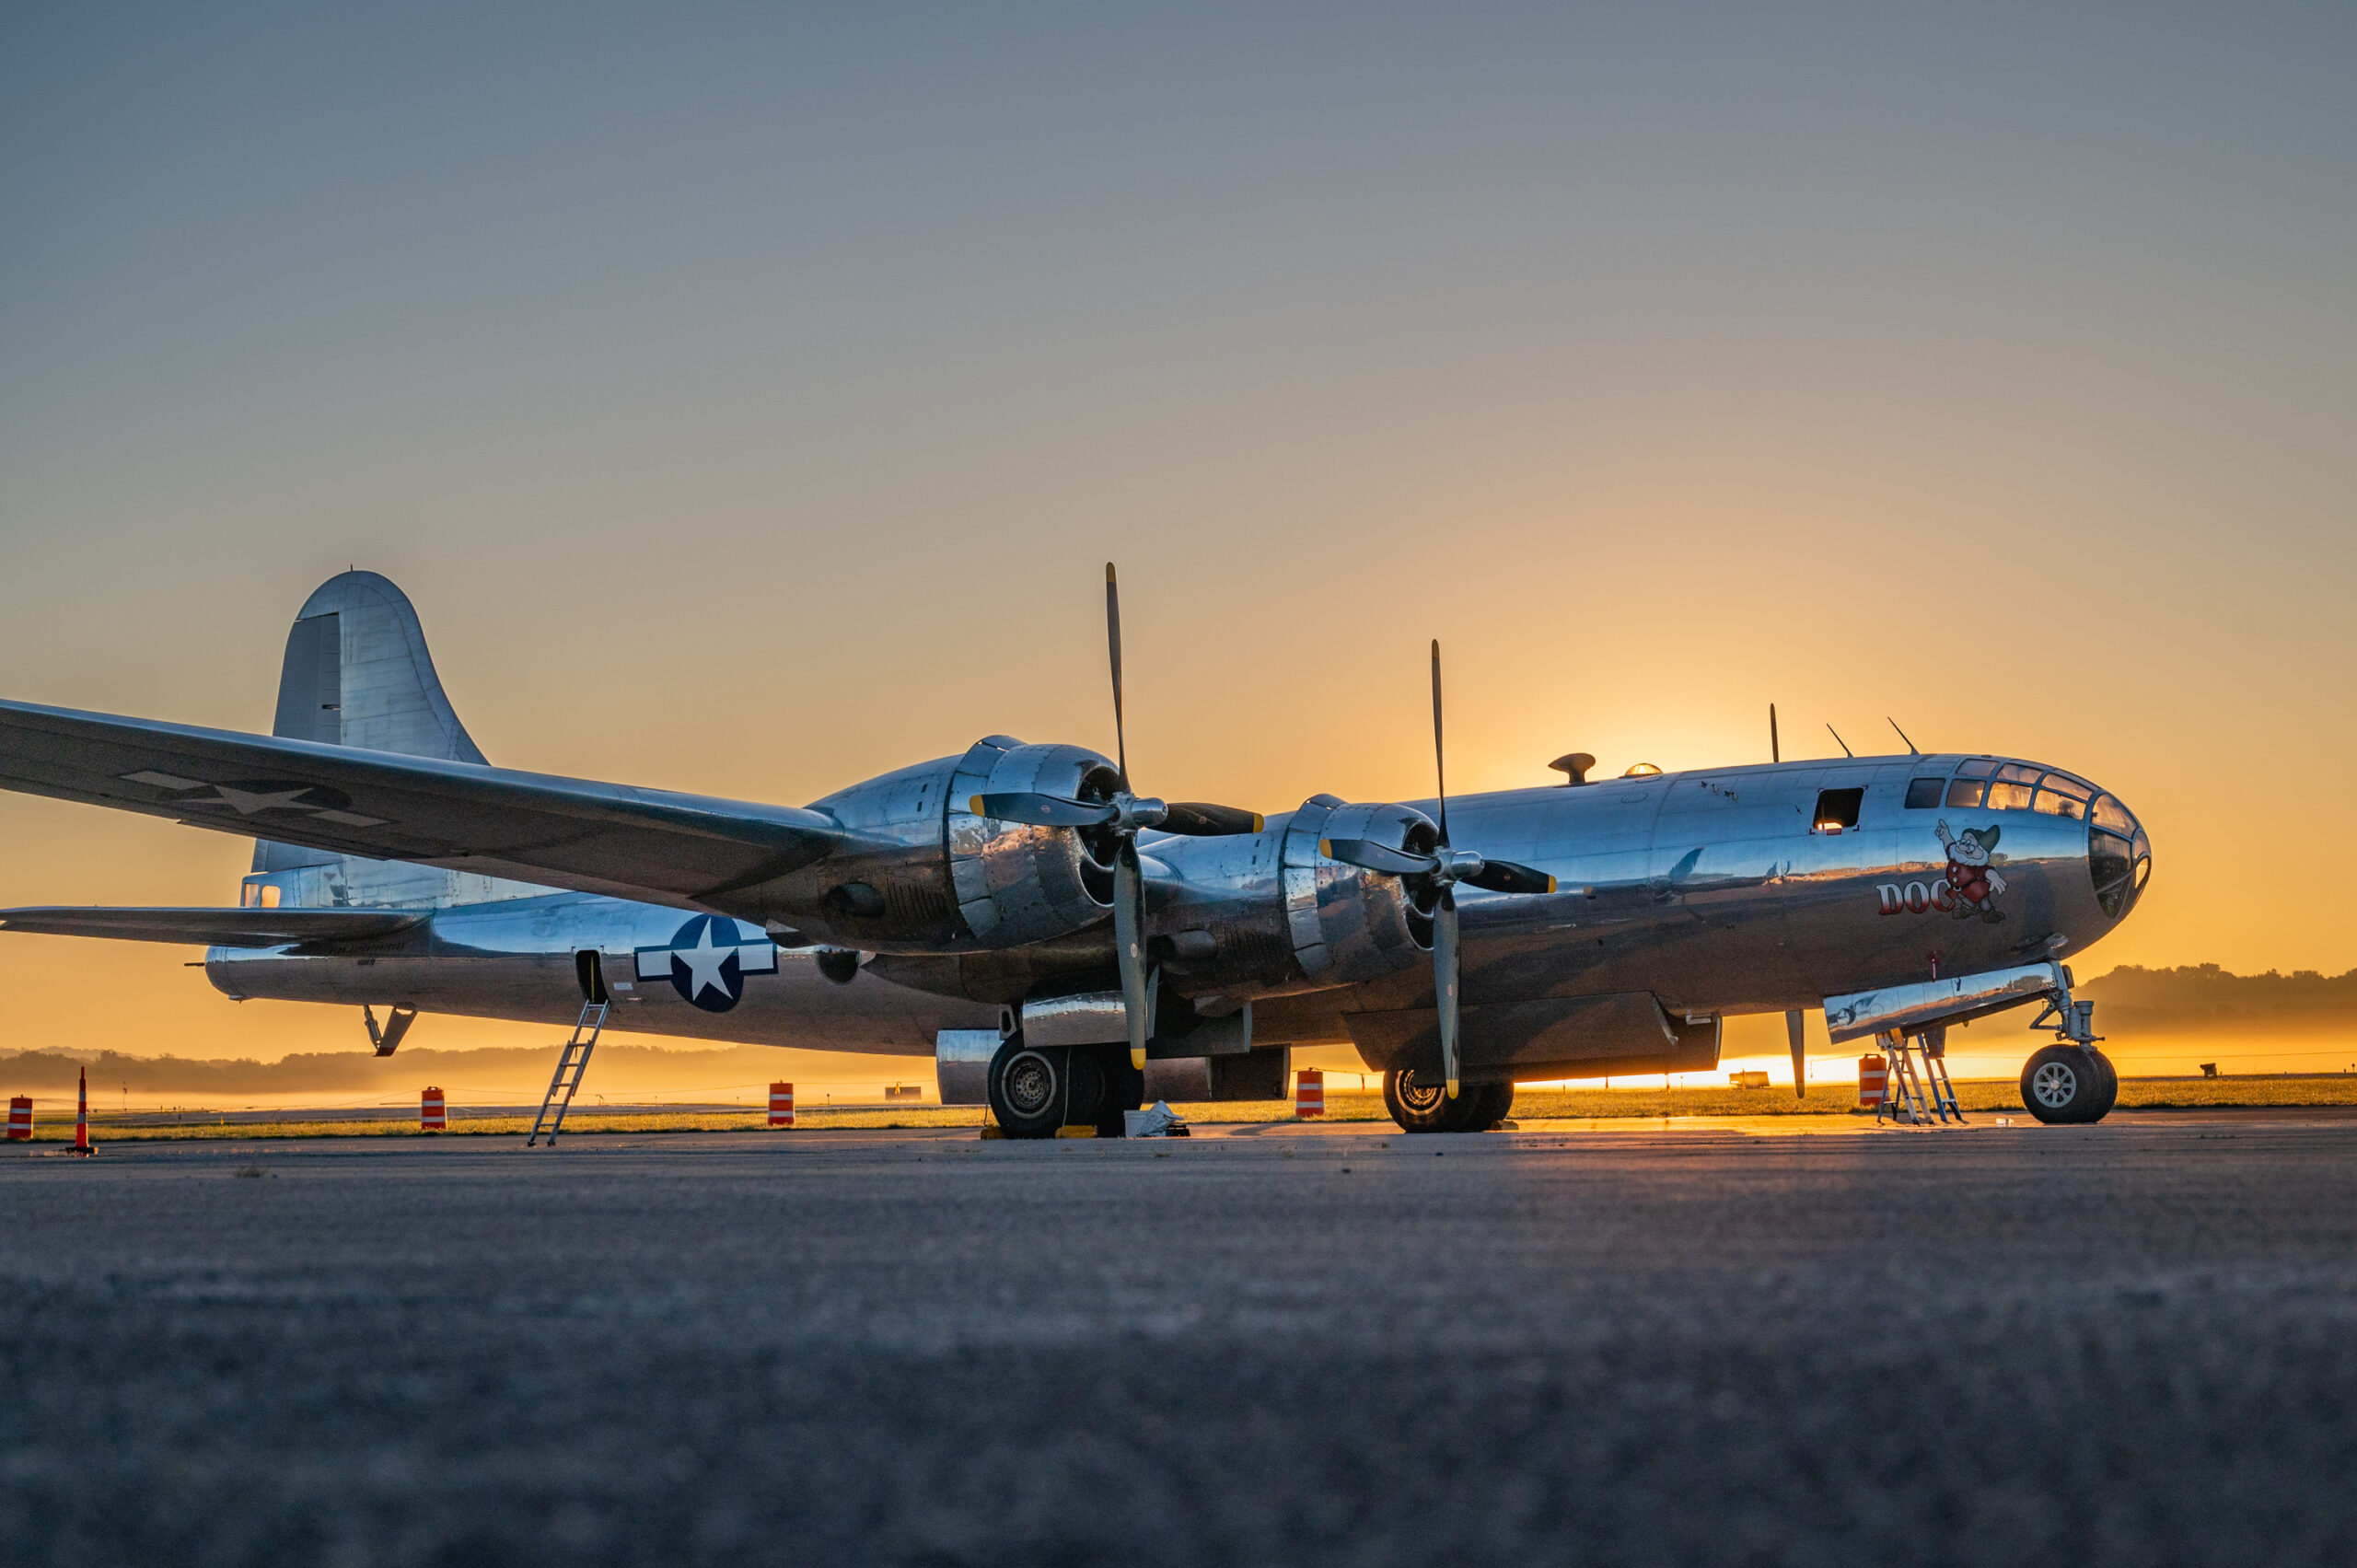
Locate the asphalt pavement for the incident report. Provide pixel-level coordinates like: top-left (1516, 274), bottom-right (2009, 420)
top-left (4, 1116), bottom-right (2354, 1566)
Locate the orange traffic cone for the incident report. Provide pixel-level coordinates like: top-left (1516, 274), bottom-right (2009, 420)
top-left (70, 1064), bottom-right (92, 1157)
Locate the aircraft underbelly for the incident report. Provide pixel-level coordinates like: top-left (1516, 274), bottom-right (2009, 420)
top-left (207, 947), bottom-right (986, 1054)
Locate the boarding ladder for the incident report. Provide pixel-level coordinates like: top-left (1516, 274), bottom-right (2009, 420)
top-left (1875, 1027), bottom-right (1966, 1126)
top-left (527, 998), bottom-right (609, 1146)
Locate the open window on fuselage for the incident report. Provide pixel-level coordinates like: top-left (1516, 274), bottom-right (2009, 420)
top-left (1813, 788), bottom-right (1864, 833)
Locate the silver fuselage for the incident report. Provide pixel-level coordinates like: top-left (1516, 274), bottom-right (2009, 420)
top-left (207, 750), bottom-right (2144, 1072)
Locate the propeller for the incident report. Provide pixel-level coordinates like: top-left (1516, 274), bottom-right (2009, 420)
top-left (970, 564), bottom-right (1264, 1068)
top-left (1319, 641), bottom-right (1557, 1098)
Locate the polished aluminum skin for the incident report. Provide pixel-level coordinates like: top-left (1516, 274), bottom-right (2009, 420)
top-left (0, 573), bottom-right (2153, 1084)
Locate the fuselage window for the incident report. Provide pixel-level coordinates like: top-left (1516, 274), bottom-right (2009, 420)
top-left (1904, 777), bottom-right (1945, 809)
top-left (1813, 787), bottom-right (1864, 833)
top-left (1945, 778), bottom-right (1985, 808)
top-left (1985, 782), bottom-right (2036, 811)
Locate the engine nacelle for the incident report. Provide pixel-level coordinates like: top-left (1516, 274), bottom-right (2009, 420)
top-left (1142, 794), bottom-right (1436, 996)
top-left (778, 737), bottom-right (1120, 952)
top-left (1278, 796), bottom-right (1436, 982)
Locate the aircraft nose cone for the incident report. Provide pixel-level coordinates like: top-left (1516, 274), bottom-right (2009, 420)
top-left (2085, 784), bottom-right (2151, 920)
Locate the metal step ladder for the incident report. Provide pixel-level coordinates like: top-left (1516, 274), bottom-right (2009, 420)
top-left (527, 999), bottom-right (609, 1146)
top-left (1875, 1027), bottom-right (1966, 1125)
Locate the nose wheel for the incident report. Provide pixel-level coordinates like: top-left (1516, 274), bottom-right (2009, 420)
top-left (2020, 1044), bottom-right (2118, 1124)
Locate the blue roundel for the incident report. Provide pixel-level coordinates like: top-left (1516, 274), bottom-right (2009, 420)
top-left (634, 915), bottom-right (775, 1014)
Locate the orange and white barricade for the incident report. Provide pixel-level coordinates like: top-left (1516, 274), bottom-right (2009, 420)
top-left (421, 1086), bottom-right (446, 1133)
top-left (6, 1096), bottom-right (29, 1141)
top-left (70, 1066), bottom-right (91, 1156)
top-left (768, 1082), bottom-right (795, 1128)
top-left (1857, 1055), bottom-right (1888, 1109)
top-left (1295, 1068), bottom-right (1324, 1119)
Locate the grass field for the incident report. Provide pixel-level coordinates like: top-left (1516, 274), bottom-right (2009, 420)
top-left (8, 1075), bottom-right (2357, 1142)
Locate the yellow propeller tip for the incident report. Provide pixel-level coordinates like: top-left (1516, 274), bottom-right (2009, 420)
top-left (968, 796), bottom-right (985, 815)
top-left (1131, 1047), bottom-right (1146, 1070)
top-left (1105, 563), bottom-right (1117, 582)
top-left (1544, 876), bottom-right (1558, 893)
top-left (1249, 814), bottom-right (1265, 832)
top-left (1445, 1078), bottom-right (1460, 1098)
top-left (1318, 839), bottom-right (1332, 857)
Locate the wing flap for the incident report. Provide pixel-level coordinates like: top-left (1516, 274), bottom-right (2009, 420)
top-left (0, 906), bottom-right (426, 948)
top-left (0, 699), bottom-right (850, 912)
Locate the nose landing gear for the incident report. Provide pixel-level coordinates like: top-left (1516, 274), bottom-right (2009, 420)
top-left (2019, 984), bottom-right (2119, 1124)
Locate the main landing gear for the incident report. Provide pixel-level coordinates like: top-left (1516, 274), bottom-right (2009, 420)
top-left (985, 1036), bottom-right (1144, 1139)
top-left (2018, 984), bottom-right (2118, 1125)
top-left (1383, 1067), bottom-right (1515, 1134)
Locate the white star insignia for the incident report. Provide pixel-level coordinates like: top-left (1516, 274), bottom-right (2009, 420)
top-left (673, 923), bottom-right (737, 1002)
top-left (191, 784), bottom-right (319, 816)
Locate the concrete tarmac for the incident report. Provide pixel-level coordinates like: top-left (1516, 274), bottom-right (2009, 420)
top-left (4, 1117), bottom-right (2355, 1566)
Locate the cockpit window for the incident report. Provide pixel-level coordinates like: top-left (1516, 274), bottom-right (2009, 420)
top-left (2034, 787), bottom-right (2087, 820)
top-left (2088, 797), bottom-right (2152, 919)
top-left (1945, 778), bottom-right (1984, 808)
top-left (1997, 763), bottom-right (2042, 784)
top-left (1904, 778), bottom-right (1945, 809)
top-left (1956, 758), bottom-right (1999, 779)
top-left (1985, 782), bottom-right (2036, 811)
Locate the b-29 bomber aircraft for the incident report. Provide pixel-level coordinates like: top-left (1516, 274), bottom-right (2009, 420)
top-left (0, 570), bottom-right (2151, 1134)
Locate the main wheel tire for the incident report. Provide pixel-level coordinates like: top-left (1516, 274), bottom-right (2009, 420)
top-left (2020, 1044), bottom-right (2105, 1125)
top-left (1454, 1080), bottom-right (1515, 1131)
top-left (1383, 1067), bottom-right (1495, 1133)
top-left (1091, 1045), bottom-right (1144, 1137)
top-left (989, 1038), bottom-right (1074, 1139)
top-left (1480, 1080), bottom-right (1517, 1129)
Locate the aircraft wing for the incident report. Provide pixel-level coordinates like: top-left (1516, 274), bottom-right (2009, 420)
top-left (0, 906), bottom-right (426, 947)
top-left (0, 699), bottom-right (851, 913)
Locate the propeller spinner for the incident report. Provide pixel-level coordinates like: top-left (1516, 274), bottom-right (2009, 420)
top-left (970, 564), bottom-right (1264, 1068)
top-left (1319, 641), bottom-right (1556, 1098)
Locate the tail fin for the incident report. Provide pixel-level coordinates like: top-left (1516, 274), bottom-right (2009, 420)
top-left (264, 571), bottom-right (485, 763)
top-left (251, 574), bottom-right (532, 909)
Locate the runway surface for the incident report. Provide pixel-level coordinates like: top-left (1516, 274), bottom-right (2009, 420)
top-left (5, 1117), bottom-right (2355, 1566)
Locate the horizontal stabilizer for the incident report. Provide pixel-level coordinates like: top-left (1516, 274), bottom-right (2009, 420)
top-left (0, 906), bottom-right (427, 948)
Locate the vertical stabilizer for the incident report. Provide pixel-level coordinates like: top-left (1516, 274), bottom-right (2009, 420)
top-left (250, 574), bottom-right (537, 908)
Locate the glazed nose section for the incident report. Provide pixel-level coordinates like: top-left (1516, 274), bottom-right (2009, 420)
top-left (2087, 788), bottom-right (2151, 919)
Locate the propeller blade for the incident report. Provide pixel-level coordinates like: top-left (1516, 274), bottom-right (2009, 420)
top-left (1434, 888), bottom-right (1461, 1098)
top-left (1462, 859), bottom-right (1557, 896)
top-left (1106, 563), bottom-right (1129, 789)
top-left (1430, 639), bottom-right (1449, 848)
top-left (1319, 837), bottom-right (1441, 877)
top-left (970, 792), bottom-right (1119, 829)
top-left (1113, 842), bottom-right (1150, 1070)
top-left (1787, 1008), bottom-right (1807, 1101)
top-left (1157, 802), bottom-right (1266, 836)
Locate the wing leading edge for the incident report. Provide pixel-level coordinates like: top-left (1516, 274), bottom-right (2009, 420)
top-left (0, 698), bottom-right (852, 917)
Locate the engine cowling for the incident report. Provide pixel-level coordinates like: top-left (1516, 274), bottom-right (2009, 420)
top-left (1137, 794), bottom-right (1437, 997)
top-left (776, 737), bottom-right (1120, 952)
top-left (1278, 796), bottom-right (1436, 982)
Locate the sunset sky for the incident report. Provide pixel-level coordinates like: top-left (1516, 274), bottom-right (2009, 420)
top-left (2, 6), bottom-right (2351, 1078)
